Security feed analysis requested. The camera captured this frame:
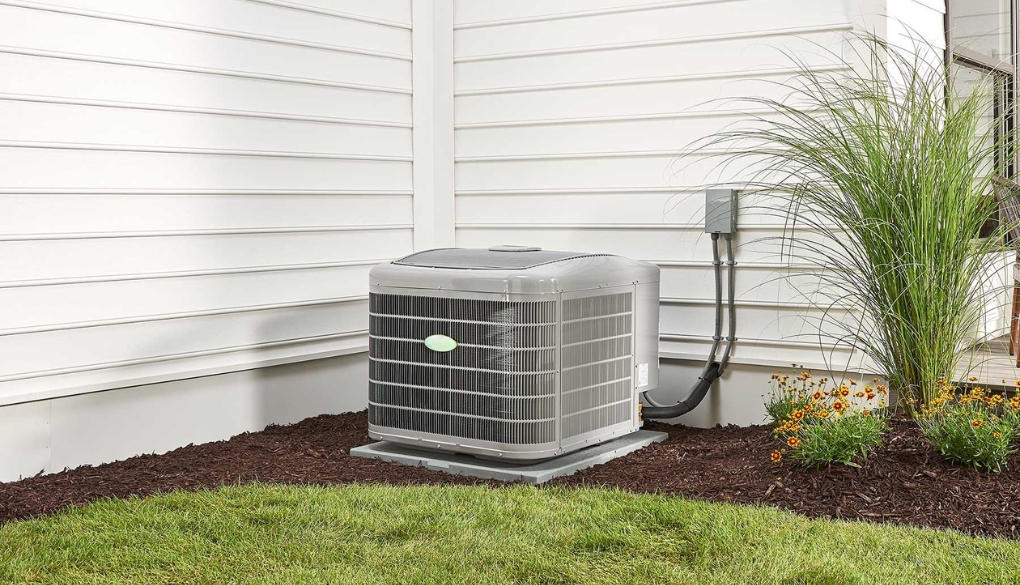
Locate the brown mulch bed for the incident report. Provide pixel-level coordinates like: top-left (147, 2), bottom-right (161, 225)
top-left (1, 411), bottom-right (1018, 538)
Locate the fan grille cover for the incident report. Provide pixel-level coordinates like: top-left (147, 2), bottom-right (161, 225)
top-left (369, 293), bottom-right (559, 445)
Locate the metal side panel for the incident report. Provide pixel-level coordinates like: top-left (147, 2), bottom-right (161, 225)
top-left (557, 286), bottom-right (641, 452)
top-left (634, 280), bottom-right (661, 395)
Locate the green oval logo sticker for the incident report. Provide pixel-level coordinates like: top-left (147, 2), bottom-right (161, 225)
top-left (424, 334), bottom-right (458, 352)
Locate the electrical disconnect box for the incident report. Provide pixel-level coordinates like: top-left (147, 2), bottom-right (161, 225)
top-left (705, 188), bottom-right (738, 234)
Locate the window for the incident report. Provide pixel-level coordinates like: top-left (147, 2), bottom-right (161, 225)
top-left (947, 0), bottom-right (1017, 237)
top-left (950, 0), bottom-right (1012, 61)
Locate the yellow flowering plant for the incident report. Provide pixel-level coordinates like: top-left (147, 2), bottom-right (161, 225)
top-left (764, 371), bottom-right (817, 427)
top-left (767, 371), bottom-right (888, 468)
top-left (914, 381), bottom-right (1020, 472)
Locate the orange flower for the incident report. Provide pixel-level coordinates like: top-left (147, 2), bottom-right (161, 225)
top-left (993, 432), bottom-right (1002, 439)
top-left (812, 391), bottom-right (823, 401)
top-left (792, 410), bottom-right (805, 421)
top-left (787, 437), bottom-right (801, 448)
top-left (832, 401), bottom-right (846, 413)
top-left (866, 393), bottom-right (876, 401)
top-left (771, 450), bottom-right (783, 463)
top-left (971, 419), bottom-right (984, 428)
top-left (816, 410), bottom-right (830, 419)
top-left (839, 387), bottom-right (850, 398)
top-left (853, 391), bottom-right (865, 398)
top-left (968, 376), bottom-right (978, 382)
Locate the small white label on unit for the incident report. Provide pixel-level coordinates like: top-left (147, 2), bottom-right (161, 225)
top-left (637, 363), bottom-right (649, 387)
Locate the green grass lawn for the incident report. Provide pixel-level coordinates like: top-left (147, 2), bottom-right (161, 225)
top-left (1, 484), bottom-right (1018, 584)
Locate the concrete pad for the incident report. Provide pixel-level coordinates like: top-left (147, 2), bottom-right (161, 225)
top-left (349, 430), bottom-right (668, 484)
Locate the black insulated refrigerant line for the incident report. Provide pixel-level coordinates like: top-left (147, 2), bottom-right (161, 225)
top-left (641, 232), bottom-right (736, 419)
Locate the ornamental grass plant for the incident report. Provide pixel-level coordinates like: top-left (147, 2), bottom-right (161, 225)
top-left (698, 34), bottom-right (1019, 414)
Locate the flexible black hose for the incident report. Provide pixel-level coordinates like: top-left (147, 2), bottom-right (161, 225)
top-left (640, 231), bottom-right (730, 419)
top-left (643, 233), bottom-right (723, 409)
top-left (703, 233), bottom-right (725, 379)
top-left (642, 362), bottom-right (722, 419)
top-left (643, 232), bottom-right (736, 419)
top-left (719, 233), bottom-right (736, 372)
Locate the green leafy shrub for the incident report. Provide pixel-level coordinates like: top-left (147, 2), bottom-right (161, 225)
top-left (768, 372), bottom-right (889, 467)
top-left (916, 383), bottom-right (1020, 472)
top-left (790, 412), bottom-right (889, 468)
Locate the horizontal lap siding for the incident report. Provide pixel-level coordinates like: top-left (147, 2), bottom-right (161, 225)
top-left (0, 0), bottom-right (413, 404)
top-left (452, 0), bottom-right (856, 367)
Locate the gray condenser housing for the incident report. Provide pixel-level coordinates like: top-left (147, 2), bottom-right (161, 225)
top-left (368, 246), bottom-right (660, 461)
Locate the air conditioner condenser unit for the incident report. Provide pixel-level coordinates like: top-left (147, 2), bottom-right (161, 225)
top-left (367, 246), bottom-right (660, 462)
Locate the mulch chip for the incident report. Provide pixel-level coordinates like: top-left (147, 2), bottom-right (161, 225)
top-left (1, 412), bottom-right (1018, 538)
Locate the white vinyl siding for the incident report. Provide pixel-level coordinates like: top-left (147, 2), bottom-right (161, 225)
top-left (452, 0), bottom-right (857, 376)
top-left (1, 0), bottom-right (970, 479)
top-left (0, 0), bottom-right (413, 406)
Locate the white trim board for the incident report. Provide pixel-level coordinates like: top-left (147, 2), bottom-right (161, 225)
top-left (412, 0), bottom-right (455, 250)
top-left (0, 353), bottom-right (369, 482)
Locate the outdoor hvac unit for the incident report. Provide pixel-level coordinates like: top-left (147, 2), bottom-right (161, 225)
top-left (367, 246), bottom-right (660, 461)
